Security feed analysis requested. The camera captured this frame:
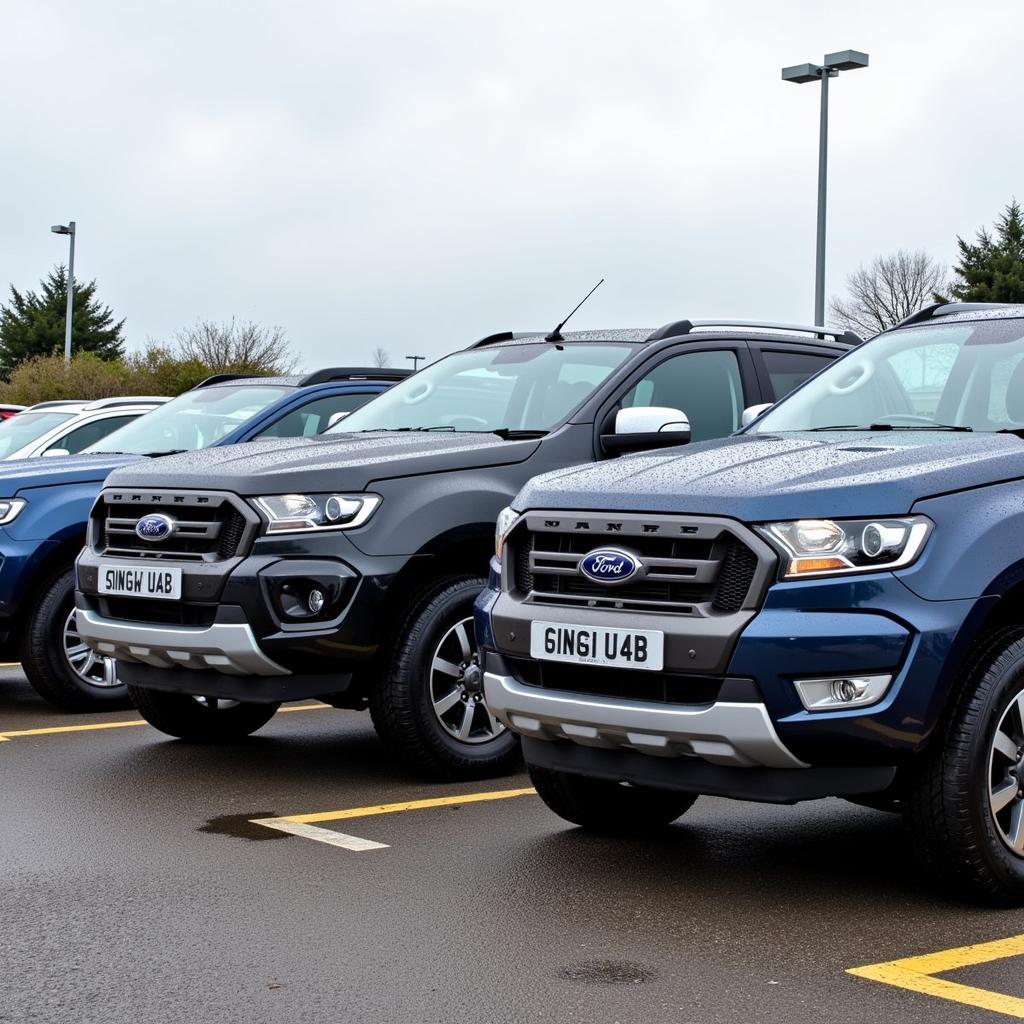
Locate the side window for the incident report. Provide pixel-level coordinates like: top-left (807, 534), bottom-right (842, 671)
top-left (761, 350), bottom-right (836, 401)
top-left (620, 350), bottom-right (744, 442)
top-left (254, 392), bottom-right (377, 439)
top-left (48, 415), bottom-right (137, 454)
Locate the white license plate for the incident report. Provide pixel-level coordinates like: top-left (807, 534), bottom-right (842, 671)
top-left (98, 563), bottom-right (182, 600)
top-left (530, 620), bottom-right (664, 672)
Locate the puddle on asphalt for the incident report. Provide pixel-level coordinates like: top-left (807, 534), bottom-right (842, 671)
top-left (560, 960), bottom-right (655, 985)
top-left (199, 812), bottom-right (288, 841)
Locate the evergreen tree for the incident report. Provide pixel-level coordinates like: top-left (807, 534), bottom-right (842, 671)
top-left (0, 265), bottom-right (125, 376)
top-left (944, 200), bottom-right (1024, 303)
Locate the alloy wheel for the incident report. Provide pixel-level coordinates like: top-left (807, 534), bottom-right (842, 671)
top-left (429, 616), bottom-right (504, 745)
top-left (989, 687), bottom-right (1024, 854)
top-left (63, 609), bottom-right (120, 689)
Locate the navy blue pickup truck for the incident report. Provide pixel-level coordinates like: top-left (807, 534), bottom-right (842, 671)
top-left (478, 303), bottom-right (1024, 901)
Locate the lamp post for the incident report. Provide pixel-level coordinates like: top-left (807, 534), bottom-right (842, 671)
top-left (406, 355), bottom-right (426, 371)
top-left (50, 221), bottom-right (76, 366)
top-left (782, 50), bottom-right (869, 325)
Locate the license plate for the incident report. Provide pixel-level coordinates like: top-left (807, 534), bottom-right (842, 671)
top-left (529, 620), bottom-right (664, 672)
top-left (97, 563), bottom-right (182, 600)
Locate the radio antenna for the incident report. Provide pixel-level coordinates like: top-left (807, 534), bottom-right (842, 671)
top-left (545, 279), bottom-right (604, 342)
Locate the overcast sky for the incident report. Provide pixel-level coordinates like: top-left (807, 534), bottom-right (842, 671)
top-left (1, 0), bottom-right (1021, 369)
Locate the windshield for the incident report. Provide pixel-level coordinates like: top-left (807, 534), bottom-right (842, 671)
top-left (330, 343), bottom-right (635, 434)
top-left (752, 319), bottom-right (1024, 434)
top-left (83, 384), bottom-right (292, 454)
top-left (0, 410), bottom-right (74, 458)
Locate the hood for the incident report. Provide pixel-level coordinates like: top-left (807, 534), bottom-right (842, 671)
top-left (104, 431), bottom-right (542, 494)
top-left (515, 432), bottom-right (1024, 521)
top-left (0, 453), bottom-right (145, 494)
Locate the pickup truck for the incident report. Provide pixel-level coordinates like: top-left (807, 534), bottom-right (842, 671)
top-left (477, 302), bottom-right (1024, 902)
top-left (74, 320), bottom-right (852, 778)
top-left (1, 368), bottom-right (403, 710)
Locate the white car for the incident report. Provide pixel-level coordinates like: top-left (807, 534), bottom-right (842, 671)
top-left (0, 396), bottom-right (170, 460)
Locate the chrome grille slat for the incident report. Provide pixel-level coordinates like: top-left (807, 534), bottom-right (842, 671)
top-left (510, 511), bottom-right (764, 617)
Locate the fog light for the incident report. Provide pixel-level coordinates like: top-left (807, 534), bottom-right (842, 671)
top-left (793, 674), bottom-right (893, 712)
top-left (307, 589), bottom-right (325, 614)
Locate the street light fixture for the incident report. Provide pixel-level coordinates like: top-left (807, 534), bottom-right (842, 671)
top-left (782, 50), bottom-right (869, 325)
top-left (406, 355), bottom-right (426, 371)
top-left (50, 221), bottom-right (76, 366)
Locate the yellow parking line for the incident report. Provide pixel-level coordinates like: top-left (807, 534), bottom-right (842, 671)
top-left (284, 788), bottom-right (537, 824)
top-left (0, 702), bottom-right (329, 741)
top-left (848, 935), bottom-right (1024, 1018)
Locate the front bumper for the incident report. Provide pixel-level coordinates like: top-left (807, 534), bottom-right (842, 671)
top-left (484, 662), bottom-right (805, 768)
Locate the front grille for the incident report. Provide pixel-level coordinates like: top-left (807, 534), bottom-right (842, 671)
top-left (99, 596), bottom-right (218, 626)
top-left (509, 511), bottom-right (766, 617)
top-left (507, 655), bottom-right (724, 704)
top-left (94, 489), bottom-right (257, 563)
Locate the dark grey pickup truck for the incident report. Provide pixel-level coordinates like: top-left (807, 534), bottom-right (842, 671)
top-left (75, 320), bottom-right (852, 778)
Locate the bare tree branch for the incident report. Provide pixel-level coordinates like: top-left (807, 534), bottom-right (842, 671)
top-left (829, 250), bottom-right (948, 339)
top-left (371, 346), bottom-right (390, 368)
top-left (172, 318), bottom-right (297, 375)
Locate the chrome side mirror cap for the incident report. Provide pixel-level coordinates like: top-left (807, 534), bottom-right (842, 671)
top-left (741, 403), bottom-right (773, 428)
top-left (601, 406), bottom-right (691, 454)
top-left (327, 411), bottom-right (351, 428)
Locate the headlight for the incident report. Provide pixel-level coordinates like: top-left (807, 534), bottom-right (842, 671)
top-left (756, 516), bottom-right (931, 578)
top-left (0, 498), bottom-right (26, 526)
top-left (253, 493), bottom-right (381, 534)
top-left (495, 506), bottom-right (520, 559)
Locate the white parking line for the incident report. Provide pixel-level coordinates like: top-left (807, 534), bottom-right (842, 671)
top-left (250, 817), bottom-right (389, 851)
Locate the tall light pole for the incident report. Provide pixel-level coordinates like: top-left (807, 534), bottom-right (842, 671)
top-left (50, 221), bottom-right (76, 365)
top-left (406, 355), bottom-right (425, 371)
top-left (782, 51), bottom-right (868, 325)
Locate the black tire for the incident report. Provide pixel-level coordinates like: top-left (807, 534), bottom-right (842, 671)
top-left (22, 567), bottom-right (130, 711)
top-left (369, 576), bottom-right (521, 781)
top-left (528, 762), bottom-right (698, 832)
top-left (128, 684), bottom-right (279, 741)
top-left (905, 627), bottom-right (1024, 904)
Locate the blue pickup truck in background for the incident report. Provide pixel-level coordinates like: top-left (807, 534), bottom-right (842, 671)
top-left (0, 367), bottom-right (405, 710)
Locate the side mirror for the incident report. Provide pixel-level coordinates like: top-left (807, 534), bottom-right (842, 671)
top-left (42, 448), bottom-right (70, 457)
top-left (327, 411), bottom-right (351, 428)
top-left (741, 403), bottom-right (773, 428)
top-left (601, 406), bottom-right (690, 455)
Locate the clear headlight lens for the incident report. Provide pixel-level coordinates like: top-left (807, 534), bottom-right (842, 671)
top-left (495, 505), bottom-right (520, 559)
top-left (253, 493), bottom-right (381, 534)
top-left (756, 515), bottom-right (932, 578)
top-left (0, 498), bottom-right (26, 526)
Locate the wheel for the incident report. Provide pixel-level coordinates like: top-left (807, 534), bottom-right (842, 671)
top-left (369, 576), bottom-right (520, 780)
top-left (22, 567), bottom-right (130, 711)
top-left (905, 627), bottom-right (1024, 903)
top-left (528, 762), bottom-right (698, 832)
top-left (127, 684), bottom-right (279, 741)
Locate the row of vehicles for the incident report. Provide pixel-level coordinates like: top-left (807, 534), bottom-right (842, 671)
top-left (5, 302), bottom-right (1024, 901)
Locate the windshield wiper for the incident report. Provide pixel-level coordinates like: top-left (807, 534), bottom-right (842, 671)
top-left (996, 428), bottom-right (1024, 438)
top-left (491, 428), bottom-right (548, 440)
top-left (804, 423), bottom-right (973, 432)
top-left (141, 449), bottom-right (188, 457)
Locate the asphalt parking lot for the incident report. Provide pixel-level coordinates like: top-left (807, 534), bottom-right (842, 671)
top-left (4, 665), bottom-right (1024, 1024)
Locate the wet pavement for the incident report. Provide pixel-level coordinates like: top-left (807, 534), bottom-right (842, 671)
top-left (3, 665), bottom-right (1024, 1024)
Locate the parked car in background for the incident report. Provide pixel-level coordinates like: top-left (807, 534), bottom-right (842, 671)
top-left (74, 320), bottom-right (856, 778)
top-left (0, 405), bottom-right (26, 420)
top-left (0, 367), bottom-right (406, 711)
top-left (0, 397), bottom-right (170, 460)
top-left (477, 302), bottom-right (1024, 902)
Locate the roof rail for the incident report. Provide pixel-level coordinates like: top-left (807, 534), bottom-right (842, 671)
top-left (82, 396), bottom-right (170, 411)
top-left (469, 331), bottom-right (545, 349)
top-left (192, 373), bottom-right (260, 389)
top-left (298, 367), bottom-right (412, 386)
top-left (895, 302), bottom-right (1022, 329)
top-left (647, 319), bottom-right (861, 345)
top-left (30, 400), bottom-right (85, 409)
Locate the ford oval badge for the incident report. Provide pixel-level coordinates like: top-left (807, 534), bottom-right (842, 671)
top-left (135, 513), bottom-right (175, 542)
top-left (579, 548), bottom-right (641, 585)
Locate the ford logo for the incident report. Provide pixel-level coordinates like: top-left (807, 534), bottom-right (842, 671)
top-left (135, 513), bottom-right (175, 542)
top-left (579, 548), bottom-right (641, 585)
